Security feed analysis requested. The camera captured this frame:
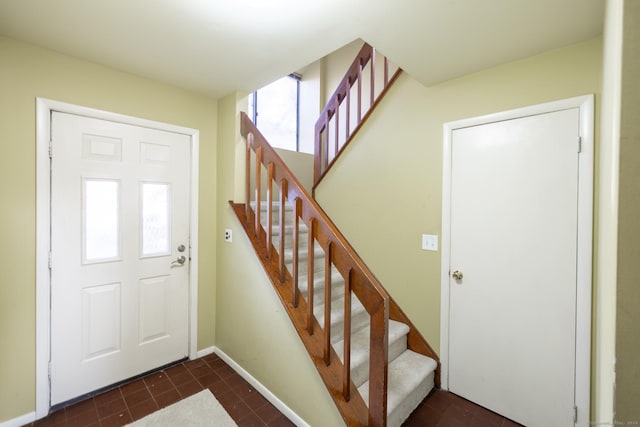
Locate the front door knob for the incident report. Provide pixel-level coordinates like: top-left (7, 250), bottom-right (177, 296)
top-left (172, 255), bottom-right (186, 266)
top-left (452, 270), bottom-right (463, 280)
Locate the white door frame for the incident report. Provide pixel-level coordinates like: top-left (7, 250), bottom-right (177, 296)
top-left (440, 95), bottom-right (593, 426)
top-left (35, 98), bottom-right (200, 418)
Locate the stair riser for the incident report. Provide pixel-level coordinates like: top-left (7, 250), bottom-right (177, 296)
top-left (358, 352), bottom-right (438, 427)
top-left (300, 285), bottom-right (347, 309)
top-left (347, 333), bottom-right (408, 388)
top-left (314, 301), bottom-right (370, 344)
top-left (269, 230), bottom-right (311, 250)
top-left (283, 247), bottom-right (324, 265)
top-left (334, 320), bottom-right (410, 388)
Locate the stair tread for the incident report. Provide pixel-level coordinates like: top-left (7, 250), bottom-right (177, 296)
top-left (283, 245), bottom-right (325, 263)
top-left (335, 319), bottom-right (408, 360)
top-left (314, 295), bottom-right (370, 343)
top-left (269, 225), bottom-right (309, 236)
top-left (250, 200), bottom-right (295, 213)
top-left (314, 292), bottom-right (365, 322)
top-left (358, 350), bottom-right (437, 427)
top-left (334, 320), bottom-right (410, 387)
top-left (299, 272), bottom-right (346, 307)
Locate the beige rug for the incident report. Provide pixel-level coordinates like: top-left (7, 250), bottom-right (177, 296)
top-left (126, 389), bottom-right (237, 427)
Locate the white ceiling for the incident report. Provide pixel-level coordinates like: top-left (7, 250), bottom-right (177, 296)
top-left (0, 0), bottom-right (604, 99)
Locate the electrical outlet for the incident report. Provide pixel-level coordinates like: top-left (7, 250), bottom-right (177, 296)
top-left (421, 234), bottom-right (438, 251)
top-left (224, 229), bottom-right (233, 243)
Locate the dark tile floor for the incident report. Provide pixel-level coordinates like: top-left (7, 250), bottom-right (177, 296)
top-left (27, 353), bottom-right (521, 427)
top-left (26, 353), bottom-right (295, 427)
top-left (403, 389), bottom-right (523, 427)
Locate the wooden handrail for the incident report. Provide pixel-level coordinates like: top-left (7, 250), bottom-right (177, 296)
top-left (234, 112), bottom-right (440, 425)
top-left (314, 43), bottom-right (402, 189)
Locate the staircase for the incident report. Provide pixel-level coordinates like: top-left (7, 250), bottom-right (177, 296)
top-left (265, 201), bottom-right (437, 426)
top-left (232, 112), bottom-right (440, 426)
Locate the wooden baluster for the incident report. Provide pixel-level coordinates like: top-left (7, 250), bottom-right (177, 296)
top-left (368, 305), bottom-right (389, 427)
top-left (279, 179), bottom-right (288, 283)
top-left (323, 117), bottom-right (330, 173)
top-left (307, 218), bottom-right (315, 335)
top-left (322, 127), bottom-right (328, 175)
top-left (345, 79), bottom-right (351, 142)
top-left (323, 242), bottom-right (332, 365)
top-left (370, 48), bottom-right (376, 108)
top-left (343, 269), bottom-right (353, 401)
top-left (292, 198), bottom-right (301, 308)
top-left (266, 163), bottom-right (274, 259)
top-left (254, 146), bottom-right (262, 236)
top-left (384, 56), bottom-right (389, 87)
top-left (245, 133), bottom-right (253, 221)
top-left (357, 63), bottom-right (362, 124)
top-left (334, 102), bottom-right (340, 158)
top-left (314, 123), bottom-right (322, 185)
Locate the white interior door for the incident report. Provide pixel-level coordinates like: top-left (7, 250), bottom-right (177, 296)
top-left (50, 112), bottom-right (191, 405)
top-left (446, 108), bottom-right (583, 426)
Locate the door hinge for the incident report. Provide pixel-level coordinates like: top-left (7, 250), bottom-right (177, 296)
top-left (573, 405), bottom-right (578, 423)
top-left (48, 251), bottom-right (52, 270)
top-left (48, 139), bottom-right (53, 159)
top-left (577, 137), bottom-right (582, 153)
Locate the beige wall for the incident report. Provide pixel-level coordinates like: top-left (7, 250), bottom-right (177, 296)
top-left (315, 38), bottom-right (602, 357)
top-left (274, 148), bottom-right (314, 193)
top-left (615, 0), bottom-right (640, 421)
top-left (0, 37), bottom-right (218, 422)
top-left (215, 93), bottom-right (344, 426)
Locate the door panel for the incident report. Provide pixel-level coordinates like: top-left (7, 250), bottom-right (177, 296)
top-left (139, 275), bottom-right (171, 344)
top-left (50, 112), bottom-right (190, 405)
top-left (81, 282), bottom-right (121, 360)
top-left (448, 109), bottom-right (579, 426)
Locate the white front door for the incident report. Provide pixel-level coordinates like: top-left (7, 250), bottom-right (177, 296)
top-left (444, 102), bottom-right (592, 426)
top-left (50, 112), bottom-right (191, 405)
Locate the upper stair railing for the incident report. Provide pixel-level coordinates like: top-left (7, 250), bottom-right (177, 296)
top-left (314, 43), bottom-right (402, 188)
top-left (232, 112), bottom-right (439, 426)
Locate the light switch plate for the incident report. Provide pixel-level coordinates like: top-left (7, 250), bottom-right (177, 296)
top-left (421, 234), bottom-right (438, 251)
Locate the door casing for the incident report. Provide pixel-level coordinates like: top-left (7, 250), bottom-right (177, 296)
top-left (440, 95), bottom-right (593, 426)
top-left (35, 98), bottom-right (200, 417)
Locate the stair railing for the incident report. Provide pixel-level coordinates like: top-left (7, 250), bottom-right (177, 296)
top-left (232, 112), bottom-right (440, 426)
top-left (235, 112), bottom-right (388, 425)
top-left (314, 43), bottom-right (402, 188)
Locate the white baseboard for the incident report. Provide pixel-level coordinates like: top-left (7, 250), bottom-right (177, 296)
top-left (213, 347), bottom-right (310, 427)
top-left (0, 411), bottom-right (36, 427)
top-left (195, 346), bottom-right (216, 359)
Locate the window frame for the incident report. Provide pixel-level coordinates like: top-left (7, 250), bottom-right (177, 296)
top-left (250, 73), bottom-right (301, 152)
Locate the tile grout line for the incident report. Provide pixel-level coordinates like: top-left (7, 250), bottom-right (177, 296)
top-left (202, 356), bottom-right (264, 426)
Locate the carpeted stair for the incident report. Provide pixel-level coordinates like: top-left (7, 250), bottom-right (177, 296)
top-left (253, 201), bottom-right (437, 427)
